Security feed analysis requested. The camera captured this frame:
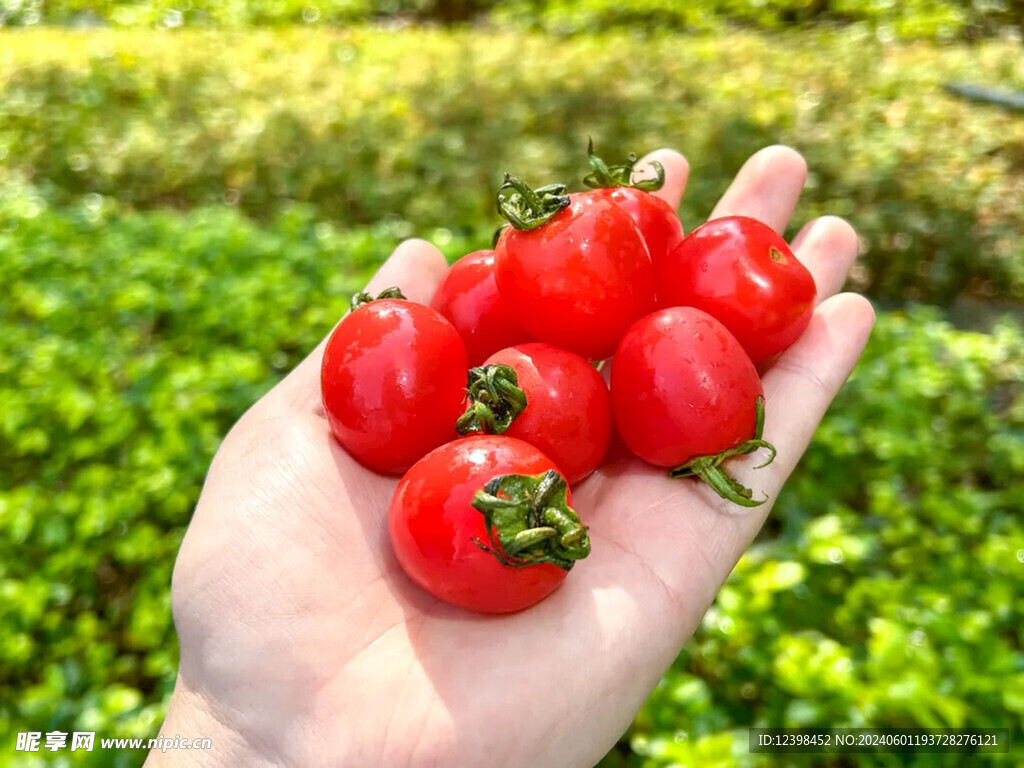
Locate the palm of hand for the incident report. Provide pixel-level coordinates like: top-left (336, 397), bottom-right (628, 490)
top-left (156, 147), bottom-right (874, 768)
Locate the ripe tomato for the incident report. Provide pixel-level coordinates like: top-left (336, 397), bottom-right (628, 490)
top-left (320, 290), bottom-right (468, 476)
top-left (611, 307), bottom-right (776, 506)
top-left (457, 342), bottom-right (612, 484)
top-left (389, 435), bottom-right (590, 613)
top-left (583, 143), bottom-right (685, 284)
top-left (430, 249), bottom-right (530, 366)
top-left (495, 176), bottom-right (655, 361)
top-left (590, 186), bottom-right (683, 275)
top-left (657, 216), bottom-right (816, 368)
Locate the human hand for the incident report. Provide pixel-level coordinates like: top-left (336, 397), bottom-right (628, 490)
top-left (147, 146), bottom-right (874, 768)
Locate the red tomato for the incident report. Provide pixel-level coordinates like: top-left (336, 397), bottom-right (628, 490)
top-left (320, 295), bottom-right (467, 476)
top-left (611, 307), bottom-right (775, 505)
top-left (589, 186), bottom-right (684, 280)
top-left (658, 216), bottom-right (816, 367)
top-left (581, 143), bottom-right (684, 281)
top-left (430, 249), bottom-right (530, 366)
top-left (459, 343), bottom-right (612, 484)
top-left (495, 180), bottom-right (655, 361)
top-left (389, 435), bottom-right (589, 613)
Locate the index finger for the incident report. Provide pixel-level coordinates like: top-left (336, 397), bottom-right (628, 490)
top-left (709, 145), bottom-right (807, 233)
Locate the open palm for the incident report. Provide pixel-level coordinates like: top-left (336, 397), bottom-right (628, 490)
top-left (148, 146), bottom-right (875, 768)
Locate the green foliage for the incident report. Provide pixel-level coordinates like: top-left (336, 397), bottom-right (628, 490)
top-left (2, 0), bottom-right (372, 27)
top-left (617, 308), bottom-right (1024, 767)
top-left (491, 0), bottom-right (1022, 39)
top-left (3, 0), bottom-right (1022, 39)
top-left (0, 187), bottom-right (475, 767)
top-left (0, 0), bottom-right (494, 27)
top-left (1, 28), bottom-right (1023, 304)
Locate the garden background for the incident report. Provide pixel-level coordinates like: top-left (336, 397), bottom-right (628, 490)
top-left (1, 1), bottom-right (1022, 766)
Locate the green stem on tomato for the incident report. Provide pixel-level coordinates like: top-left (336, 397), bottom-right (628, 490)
top-left (492, 223), bottom-right (509, 248)
top-left (471, 470), bottom-right (590, 570)
top-left (669, 395), bottom-right (777, 507)
top-left (349, 286), bottom-right (406, 312)
top-left (456, 364), bottom-right (528, 435)
top-left (496, 173), bottom-right (571, 231)
top-left (582, 138), bottom-right (665, 192)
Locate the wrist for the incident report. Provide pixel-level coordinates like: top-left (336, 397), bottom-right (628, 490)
top-left (144, 680), bottom-right (272, 768)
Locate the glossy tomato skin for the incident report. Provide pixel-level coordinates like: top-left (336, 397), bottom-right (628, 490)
top-left (589, 187), bottom-right (684, 279)
top-left (320, 299), bottom-right (468, 476)
top-left (389, 435), bottom-right (570, 613)
top-left (611, 307), bottom-right (763, 467)
top-left (430, 250), bottom-right (531, 366)
top-left (658, 216), bottom-right (816, 367)
top-left (495, 192), bottom-right (655, 361)
top-left (484, 343), bottom-right (611, 485)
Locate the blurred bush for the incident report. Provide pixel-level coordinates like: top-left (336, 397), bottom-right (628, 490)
top-left (1, 186), bottom-right (1022, 767)
top-left (1, 28), bottom-right (1023, 304)
top-left (1, 0), bottom-right (431, 27)
top-left (493, 0), bottom-right (1018, 40)
top-left (0, 186), bottom-right (473, 767)
top-left (3, 0), bottom-right (1023, 39)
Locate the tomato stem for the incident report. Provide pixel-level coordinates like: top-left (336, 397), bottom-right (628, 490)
top-left (496, 174), bottom-right (571, 231)
top-left (669, 395), bottom-right (777, 507)
top-left (582, 138), bottom-right (665, 192)
top-left (349, 286), bottom-right (406, 312)
top-left (456, 364), bottom-right (528, 435)
top-left (471, 470), bottom-right (590, 570)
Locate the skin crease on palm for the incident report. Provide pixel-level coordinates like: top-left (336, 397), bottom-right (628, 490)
top-left (145, 146), bottom-right (876, 768)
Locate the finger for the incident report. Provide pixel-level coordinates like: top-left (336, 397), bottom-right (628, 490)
top-left (589, 293), bottom-right (875, 620)
top-left (268, 239), bottom-right (449, 413)
top-left (361, 238), bottom-right (449, 306)
top-left (788, 219), bottom-right (815, 252)
top-left (709, 145), bottom-right (807, 233)
top-left (791, 216), bottom-right (861, 304)
top-left (734, 292), bottom-right (876, 499)
top-left (633, 148), bottom-right (689, 210)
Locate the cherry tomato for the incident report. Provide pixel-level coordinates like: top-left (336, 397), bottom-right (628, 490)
top-left (389, 435), bottom-right (590, 613)
top-left (590, 186), bottom-right (684, 279)
top-left (582, 143), bottom-right (684, 285)
top-left (495, 177), bottom-right (655, 361)
top-left (430, 249), bottom-right (530, 366)
top-left (458, 342), bottom-right (612, 484)
top-left (657, 216), bottom-right (816, 367)
top-left (611, 307), bottom-right (775, 505)
top-left (320, 292), bottom-right (468, 475)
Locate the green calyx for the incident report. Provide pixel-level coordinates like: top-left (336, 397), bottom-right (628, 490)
top-left (456, 364), bottom-right (528, 435)
top-left (496, 173), bottom-right (571, 231)
top-left (349, 286), bottom-right (406, 312)
top-left (582, 138), bottom-right (665, 192)
top-left (669, 395), bottom-right (777, 507)
top-left (471, 470), bottom-right (590, 570)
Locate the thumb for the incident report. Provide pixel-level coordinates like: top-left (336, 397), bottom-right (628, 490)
top-left (633, 148), bottom-right (690, 211)
top-left (267, 238), bottom-right (450, 414)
